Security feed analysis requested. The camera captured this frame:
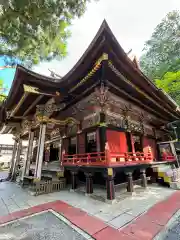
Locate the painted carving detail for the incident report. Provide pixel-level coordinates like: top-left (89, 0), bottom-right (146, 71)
top-left (106, 111), bottom-right (125, 128)
top-left (126, 118), bottom-right (143, 133)
top-left (50, 128), bottom-right (60, 139)
top-left (82, 112), bottom-right (100, 129)
top-left (67, 124), bottom-right (78, 136)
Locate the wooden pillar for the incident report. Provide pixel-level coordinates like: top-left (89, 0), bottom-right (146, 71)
top-left (140, 169), bottom-right (147, 188)
top-left (105, 168), bottom-right (115, 202)
top-left (21, 130), bottom-right (34, 181)
top-left (126, 172), bottom-right (134, 193)
top-left (85, 172), bottom-right (93, 195)
top-left (59, 138), bottom-right (62, 166)
top-left (35, 123), bottom-right (47, 180)
top-left (8, 138), bottom-right (18, 179)
top-left (12, 137), bottom-right (22, 180)
top-left (99, 113), bottom-right (106, 152)
top-left (26, 130), bottom-right (34, 175)
top-left (130, 134), bottom-right (135, 153)
top-left (70, 171), bottom-right (78, 191)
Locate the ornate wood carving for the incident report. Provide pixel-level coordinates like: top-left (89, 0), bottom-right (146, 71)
top-left (144, 124), bottom-right (154, 136)
top-left (82, 112), bottom-right (100, 129)
top-left (127, 119), bottom-right (143, 133)
top-left (50, 128), bottom-right (60, 139)
top-left (106, 111), bottom-right (125, 128)
top-left (67, 124), bottom-right (78, 136)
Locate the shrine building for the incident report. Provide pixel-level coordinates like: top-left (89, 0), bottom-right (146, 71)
top-left (0, 20), bottom-right (179, 201)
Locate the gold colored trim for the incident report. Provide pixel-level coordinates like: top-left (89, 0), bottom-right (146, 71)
top-left (69, 53), bottom-right (108, 93)
top-left (10, 92), bottom-right (28, 117)
top-left (49, 117), bottom-right (80, 125)
top-left (23, 84), bottom-right (40, 94)
top-left (36, 114), bottom-right (79, 125)
top-left (36, 115), bottom-right (49, 123)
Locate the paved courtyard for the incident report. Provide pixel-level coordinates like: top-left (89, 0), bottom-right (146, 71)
top-left (0, 181), bottom-right (176, 228)
top-left (0, 180), bottom-right (180, 239)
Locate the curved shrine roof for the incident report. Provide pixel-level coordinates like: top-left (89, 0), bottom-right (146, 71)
top-left (1, 20), bottom-right (180, 125)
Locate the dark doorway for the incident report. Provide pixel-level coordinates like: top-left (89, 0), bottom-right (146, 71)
top-left (86, 132), bottom-right (97, 153)
top-left (50, 144), bottom-right (59, 161)
top-left (126, 132), bottom-right (132, 152)
top-left (133, 135), bottom-right (143, 152)
top-left (68, 137), bottom-right (77, 154)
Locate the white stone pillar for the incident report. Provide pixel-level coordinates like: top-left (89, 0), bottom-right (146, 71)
top-left (35, 123), bottom-right (46, 180)
top-left (21, 130), bottom-right (34, 180)
top-left (9, 138), bottom-right (18, 178)
top-left (11, 138), bottom-right (22, 180)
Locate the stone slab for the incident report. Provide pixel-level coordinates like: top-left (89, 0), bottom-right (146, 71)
top-left (109, 213), bottom-right (135, 229)
top-left (0, 211), bottom-right (91, 240)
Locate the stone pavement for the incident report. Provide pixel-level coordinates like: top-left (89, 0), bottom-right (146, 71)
top-left (0, 181), bottom-right (175, 229)
top-left (0, 170), bottom-right (8, 180)
top-left (0, 181), bottom-right (180, 239)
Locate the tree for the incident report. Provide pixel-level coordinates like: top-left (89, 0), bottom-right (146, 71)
top-left (0, 79), bottom-right (7, 102)
top-left (0, 0), bottom-right (97, 67)
top-left (155, 71), bottom-right (180, 106)
top-left (140, 10), bottom-right (180, 80)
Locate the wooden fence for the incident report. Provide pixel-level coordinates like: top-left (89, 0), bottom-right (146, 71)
top-left (32, 178), bottom-right (66, 196)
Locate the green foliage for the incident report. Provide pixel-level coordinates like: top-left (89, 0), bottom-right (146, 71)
top-left (0, 0), bottom-right (96, 67)
top-left (0, 79), bottom-right (7, 102)
top-left (140, 10), bottom-right (180, 80)
top-left (155, 71), bottom-right (180, 106)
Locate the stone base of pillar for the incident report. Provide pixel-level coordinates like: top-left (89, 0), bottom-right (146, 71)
top-left (105, 199), bottom-right (116, 204)
top-left (70, 189), bottom-right (76, 192)
top-left (85, 193), bottom-right (93, 197)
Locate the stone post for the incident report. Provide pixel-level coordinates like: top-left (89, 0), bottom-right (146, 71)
top-left (35, 123), bottom-right (47, 180)
top-left (85, 172), bottom-right (93, 195)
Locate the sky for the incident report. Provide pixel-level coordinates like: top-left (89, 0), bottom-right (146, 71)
top-left (1, 0), bottom-right (180, 90)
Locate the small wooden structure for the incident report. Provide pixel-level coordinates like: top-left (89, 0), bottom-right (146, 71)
top-left (30, 178), bottom-right (66, 196)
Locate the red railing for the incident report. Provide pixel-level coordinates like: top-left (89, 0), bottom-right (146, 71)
top-left (63, 152), bottom-right (106, 166)
top-left (62, 150), bottom-right (153, 167)
top-left (161, 155), bottom-right (176, 161)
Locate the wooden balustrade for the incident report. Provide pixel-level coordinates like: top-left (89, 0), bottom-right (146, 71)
top-left (31, 178), bottom-right (66, 196)
top-left (63, 152), bottom-right (106, 166)
top-left (62, 150), bottom-right (153, 167)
